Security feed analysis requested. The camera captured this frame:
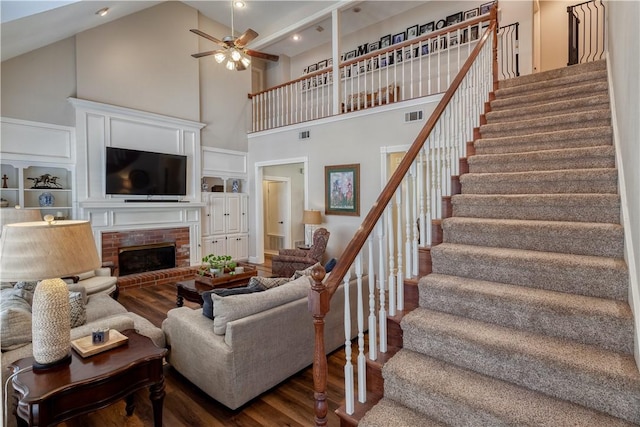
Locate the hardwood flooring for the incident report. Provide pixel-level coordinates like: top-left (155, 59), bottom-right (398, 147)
top-left (59, 261), bottom-right (347, 427)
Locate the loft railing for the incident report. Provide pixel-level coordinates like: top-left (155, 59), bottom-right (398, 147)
top-left (498, 22), bottom-right (519, 79)
top-left (308, 6), bottom-right (498, 425)
top-left (568, 0), bottom-right (606, 65)
top-left (249, 14), bottom-right (493, 133)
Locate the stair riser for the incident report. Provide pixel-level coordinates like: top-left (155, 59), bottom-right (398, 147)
top-left (460, 176), bottom-right (618, 195)
top-left (431, 248), bottom-right (628, 300)
top-left (402, 326), bottom-right (640, 424)
top-left (491, 83), bottom-right (608, 111)
top-left (481, 117), bottom-right (611, 138)
top-left (469, 157), bottom-right (615, 173)
top-left (442, 223), bottom-right (624, 258)
top-left (452, 195), bottom-right (620, 224)
top-left (498, 60), bottom-right (606, 89)
top-left (486, 98), bottom-right (610, 125)
top-left (418, 278), bottom-right (633, 354)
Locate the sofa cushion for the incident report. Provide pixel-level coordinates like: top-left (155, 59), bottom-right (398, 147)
top-left (292, 262), bottom-right (323, 279)
top-left (202, 286), bottom-right (264, 320)
top-left (69, 291), bottom-right (86, 328)
top-left (77, 270), bottom-right (96, 281)
top-left (212, 275), bottom-right (312, 335)
top-left (247, 276), bottom-right (291, 290)
top-left (0, 287), bottom-right (32, 351)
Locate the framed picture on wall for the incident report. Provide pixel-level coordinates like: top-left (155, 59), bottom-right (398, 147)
top-left (308, 63), bottom-right (318, 73)
top-left (368, 41), bottom-right (380, 52)
top-left (464, 8), bottom-right (479, 20)
top-left (392, 31), bottom-right (406, 45)
top-left (420, 21), bottom-right (434, 35)
top-left (317, 59), bottom-right (328, 70)
top-left (480, 1), bottom-right (495, 15)
top-left (406, 25), bottom-right (419, 39)
top-left (380, 34), bottom-right (392, 48)
top-left (325, 164), bottom-right (360, 216)
top-left (446, 12), bottom-right (463, 26)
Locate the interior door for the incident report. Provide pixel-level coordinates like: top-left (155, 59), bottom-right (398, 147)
top-left (266, 181), bottom-right (287, 239)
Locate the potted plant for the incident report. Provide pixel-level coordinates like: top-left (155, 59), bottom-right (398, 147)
top-left (200, 254), bottom-right (233, 277)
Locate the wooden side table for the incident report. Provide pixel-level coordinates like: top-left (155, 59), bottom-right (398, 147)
top-left (9, 330), bottom-right (167, 427)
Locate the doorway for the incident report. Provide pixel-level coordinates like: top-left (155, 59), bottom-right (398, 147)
top-left (263, 177), bottom-right (290, 255)
top-left (253, 157), bottom-right (308, 264)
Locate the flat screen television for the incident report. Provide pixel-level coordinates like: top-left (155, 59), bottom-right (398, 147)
top-left (106, 147), bottom-right (187, 196)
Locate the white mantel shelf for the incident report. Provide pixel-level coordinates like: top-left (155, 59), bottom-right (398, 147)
top-left (80, 201), bottom-right (206, 209)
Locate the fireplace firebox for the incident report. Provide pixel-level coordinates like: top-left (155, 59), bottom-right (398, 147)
top-left (118, 242), bottom-right (176, 276)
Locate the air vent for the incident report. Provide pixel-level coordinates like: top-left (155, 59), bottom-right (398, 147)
top-left (405, 110), bottom-right (424, 122)
top-left (299, 130), bottom-right (310, 139)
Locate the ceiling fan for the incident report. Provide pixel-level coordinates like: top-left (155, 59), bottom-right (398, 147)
top-left (190, 1), bottom-right (279, 71)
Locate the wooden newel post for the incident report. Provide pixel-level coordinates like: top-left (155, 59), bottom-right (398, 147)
top-left (309, 264), bottom-right (329, 427)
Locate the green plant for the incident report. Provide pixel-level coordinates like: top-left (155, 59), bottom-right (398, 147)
top-left (201, 254), bottom-right (233, 271)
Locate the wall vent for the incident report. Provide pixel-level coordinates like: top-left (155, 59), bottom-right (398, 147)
top-left (299, 130), bottom-right (310, 139)
top-left (405, 110), bottom-right (424, 122)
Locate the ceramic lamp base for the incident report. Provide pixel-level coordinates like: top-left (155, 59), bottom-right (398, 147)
top-left (32, 278), bottom-right (71, 368)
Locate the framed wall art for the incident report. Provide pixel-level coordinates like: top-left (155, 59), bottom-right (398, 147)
top-left (380, 34), bottom-right (392, 48)
top-left (325, 164), bottom-right (360, 216)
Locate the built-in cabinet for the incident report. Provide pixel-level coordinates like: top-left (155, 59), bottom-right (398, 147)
top-left (1, 161), bottom-right (75, 219)
top-left (201, 192), bottom-right (249, 261)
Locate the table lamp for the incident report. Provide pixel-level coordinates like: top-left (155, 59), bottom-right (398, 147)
top-left (0, 217), bottom-right (100, 370)
top-left (0, 207), bottom-right (42, 236)
top-left (302, 209), bottom-right (322, 246)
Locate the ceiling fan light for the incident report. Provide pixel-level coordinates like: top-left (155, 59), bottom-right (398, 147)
top-left (230, 48), bottom-right (242, 62)
top-left (226, 60), bottom-right (236, 70)
top-left (214, 51), bottom-right (227, 63)
top-left (240, 55), bottom-right (251, 68)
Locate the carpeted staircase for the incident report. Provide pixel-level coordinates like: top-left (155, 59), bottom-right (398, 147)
top-left (360, 60), bottom-right (640, 426)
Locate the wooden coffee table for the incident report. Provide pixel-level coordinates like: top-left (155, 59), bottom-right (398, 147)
top-left (9, 330), bottom-right (167, 427)
top-left (176, 266), bottom-right (258, 307)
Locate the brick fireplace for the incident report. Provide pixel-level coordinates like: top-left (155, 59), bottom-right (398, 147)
top-left (101, 227), bottom-right (197, 290)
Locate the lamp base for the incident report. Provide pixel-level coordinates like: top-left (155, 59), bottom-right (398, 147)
top-left (32, 353), bottom-right (72, 372)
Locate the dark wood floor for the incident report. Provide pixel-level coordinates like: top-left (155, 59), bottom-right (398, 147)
top-left (60, 261), bottom-right (347, 427)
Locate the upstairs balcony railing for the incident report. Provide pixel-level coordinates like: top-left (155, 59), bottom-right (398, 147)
top-left (568, 0), bottom-right (606, 65)
top-left (306, 6), bottom-right (498, 425)
top-left (249, 13), bottom-right (494, 133)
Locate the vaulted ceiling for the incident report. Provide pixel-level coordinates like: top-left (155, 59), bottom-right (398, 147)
top-left (0, 0), bottom-right (424, 62)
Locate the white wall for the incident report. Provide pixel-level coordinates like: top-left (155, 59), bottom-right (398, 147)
top-left (538, 0), bottom-right (573, 71)
top-left (248, 97), bottom-right (440, 260)
top-left (607, 0), bottom-right (640, 369)
top-left (76, 2), bottom-right (200, 122)
top-left (0, 37), bottom-right (77, 127)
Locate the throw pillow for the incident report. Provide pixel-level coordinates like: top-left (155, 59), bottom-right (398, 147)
top-left (292, 262), bottom-right (323, 280)
top-left (201, 286), bottom-right (265, 320)
top-left (212, 275), bottom-right (312, 335)
top-left (69, 291), bottom-right (86, 328)
top-left (325, 258), bottom-right (337, 273)
top-left (0, 287), bottom-right (32, 351)
top-left (247, 276), bottom-right (291, 290)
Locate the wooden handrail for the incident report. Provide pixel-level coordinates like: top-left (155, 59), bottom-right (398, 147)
top-left (248, 13), bottom-right (491, 99)
top-left (309, 6), bottom-right (498, 426)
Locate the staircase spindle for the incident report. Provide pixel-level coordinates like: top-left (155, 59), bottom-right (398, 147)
top-left (355, 254), bottom-right (366, 403)
top-left (367, 236), bottom-right (377, 361)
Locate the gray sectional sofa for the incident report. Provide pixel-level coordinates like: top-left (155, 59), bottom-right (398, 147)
top-left (162, 273), bottom-right (364, 409)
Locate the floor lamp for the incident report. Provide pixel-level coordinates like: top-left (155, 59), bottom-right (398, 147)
top-left (0, 217), bottom-right (100, 370)
top-left (302, 209), bottom-right (322, 246)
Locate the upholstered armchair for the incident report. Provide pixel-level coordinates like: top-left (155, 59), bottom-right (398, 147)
top-left (271, 228), bottom-right (330, 278)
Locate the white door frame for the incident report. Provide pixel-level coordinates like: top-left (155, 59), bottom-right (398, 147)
top-left (253, 156), bottom-right (309, 264)
top-left (263, 175), bottom-right (291, 254)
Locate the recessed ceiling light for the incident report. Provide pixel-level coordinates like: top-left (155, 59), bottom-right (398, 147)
top-left (234, 1), bottom-right (246, 8)
top-left (292, 34), bottom-right (301, 41)
top-left (95, 7), bottom-right (109, 17)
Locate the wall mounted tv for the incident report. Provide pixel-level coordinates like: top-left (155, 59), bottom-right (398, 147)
top-left (106, 147), bottom-right (187, 196)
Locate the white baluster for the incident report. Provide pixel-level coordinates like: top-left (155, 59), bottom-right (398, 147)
top-left (367, 235), bottom-right (377, 361)
top-left (395, 189), bottom-right (403, 313)
top-left (387, 200), bottom-right (396, 317)
top-left (405, 168), bottom-right (413, 280)
top-left (355, 254), bottom-right (366, 403)
top-left (343, 270), bottom-right (354, 415)
top-left (418, 150), bottom-right (426, 248)
top-left (411, 161), bottom-right (419, 277)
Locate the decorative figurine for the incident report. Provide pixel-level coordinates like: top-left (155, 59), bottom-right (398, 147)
top-left (2, 174), bottom-right (8, 188)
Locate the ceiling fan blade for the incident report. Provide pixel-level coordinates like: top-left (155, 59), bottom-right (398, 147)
top-left (235, 29), bottom-right (258, 48)
top-left (191, 51), bottom-right (218, 58)
top-left (190, 29), bottom-right (226, 48)
top-left (245, 49), bottom-right (279, 62)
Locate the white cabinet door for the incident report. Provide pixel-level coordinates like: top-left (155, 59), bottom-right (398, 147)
top-left (209, 194), bottom-right (226, 235)
top-left (226, 194), bottom-right (241, 234)
top-left (202, 235), bottom-right (226, 257)
top-left (227, 234), bottom-right (248, 260)
top-left (240, 194), bottom-right (248, 233)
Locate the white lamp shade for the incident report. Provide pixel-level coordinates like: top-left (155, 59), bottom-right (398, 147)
top-left (302, 210), bottom-right (322, 225)
top-left (0, 220), bottom-right (100, 282)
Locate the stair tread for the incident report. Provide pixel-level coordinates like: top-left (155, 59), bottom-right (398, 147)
top-left (418, 273), bottom-right (633, 353)
top-left (491, 80), bottom-right (609, 110)
top-left (495, 68), bottom-right (607, 98)
top-left (381, 349), bottom-right (637, 427)
top-left (452, 192), bottom-right (620, 206)
top-left (498, 60), bottom-right (606, 89)
top-left (359, 397), bottom-right (448, 427)
top-left (480, 108), bottom-right (611, 135)
top-left (469, 145), bottom-right (615, 164)
top-left (461, 167), bottom-right (617, 182)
